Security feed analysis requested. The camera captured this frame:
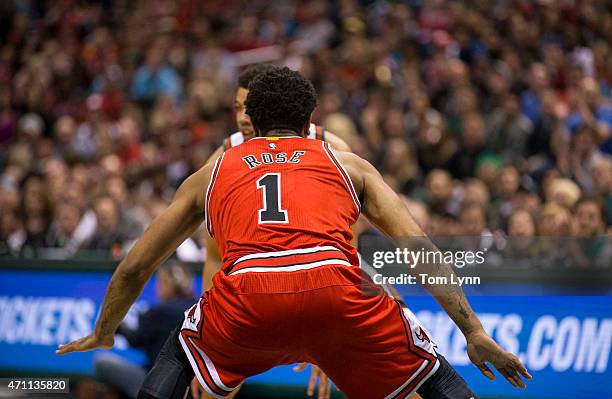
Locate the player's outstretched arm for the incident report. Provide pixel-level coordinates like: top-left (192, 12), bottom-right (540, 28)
top-left (337, 151), bottom-right (532, 388)
top-left (57, 163), bottom-right (213, 355)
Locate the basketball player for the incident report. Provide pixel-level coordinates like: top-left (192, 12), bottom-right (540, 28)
top-left (58, 67), bottom-right (531, 399)
top-left (196, 64), bottom-right (383, 399)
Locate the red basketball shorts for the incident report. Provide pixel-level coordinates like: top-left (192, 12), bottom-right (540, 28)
top-left (179, 250), bottom-right (439, 399)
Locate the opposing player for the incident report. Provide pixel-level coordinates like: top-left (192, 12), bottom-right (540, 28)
top-left (58, 67), bottom-right (531, 399)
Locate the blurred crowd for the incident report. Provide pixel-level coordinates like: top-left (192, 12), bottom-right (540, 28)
top-left (0, 0), bottom-right (610, 267)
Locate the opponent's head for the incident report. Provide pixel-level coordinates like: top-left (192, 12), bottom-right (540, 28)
top-left (245, 66), bottom-right (317, 137)
top-left (235, 64), bottom-right (277, 138)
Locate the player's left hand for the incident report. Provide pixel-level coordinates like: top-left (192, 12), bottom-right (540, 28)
top-left (293, 363), bottom-right (332, 399)
top-left (466, 330), bottom-right (532, 388)
top-left (56, 332), bottom-right (114, 355)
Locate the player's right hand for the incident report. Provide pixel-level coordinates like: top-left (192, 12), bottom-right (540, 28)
top-left (466, 330), bottom-right (532, 388)
top-left (293, 363), bottom-right (332, 399)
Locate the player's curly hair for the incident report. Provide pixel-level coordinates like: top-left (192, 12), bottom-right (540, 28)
top-left (237, 64), bottom-right (278, 89)
top-left (245, 66), bottom-right (317, 135)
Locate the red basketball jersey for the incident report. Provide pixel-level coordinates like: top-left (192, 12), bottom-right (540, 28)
top-left (206, 136), bottom-right (360, 272)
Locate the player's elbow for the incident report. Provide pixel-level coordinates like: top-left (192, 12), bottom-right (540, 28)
top-left (119, 258), bottom-right (151, 283)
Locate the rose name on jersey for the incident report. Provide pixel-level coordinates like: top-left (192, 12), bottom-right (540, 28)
top-left (242, 151), bottom-right (306, 170)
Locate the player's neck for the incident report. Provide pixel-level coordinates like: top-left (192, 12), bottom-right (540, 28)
top-left (264, 129), bottom-right (303, 138)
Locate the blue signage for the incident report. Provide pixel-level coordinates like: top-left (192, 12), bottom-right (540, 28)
top-left (0, 268), bottom-right (610, 398)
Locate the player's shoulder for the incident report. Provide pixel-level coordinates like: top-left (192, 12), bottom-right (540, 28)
top-left (329, 149), bottom-right (377, 193)
top-left (207, 131), bottom-right (248, 165)
top-left (330, 149), bottom-right (364, 170)
top-left (308, 122), bottom-right (350, 152)
top-left (175, 157), bottom-right (218, 211)
top-left (323, 130), bottom-right (351, 152)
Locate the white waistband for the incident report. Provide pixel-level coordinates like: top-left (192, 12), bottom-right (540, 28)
top-left (232, 246), bottom-right (341, 265)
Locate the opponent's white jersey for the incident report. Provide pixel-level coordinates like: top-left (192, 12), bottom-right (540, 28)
top-left (223, 123), bottom-right (325, 149)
